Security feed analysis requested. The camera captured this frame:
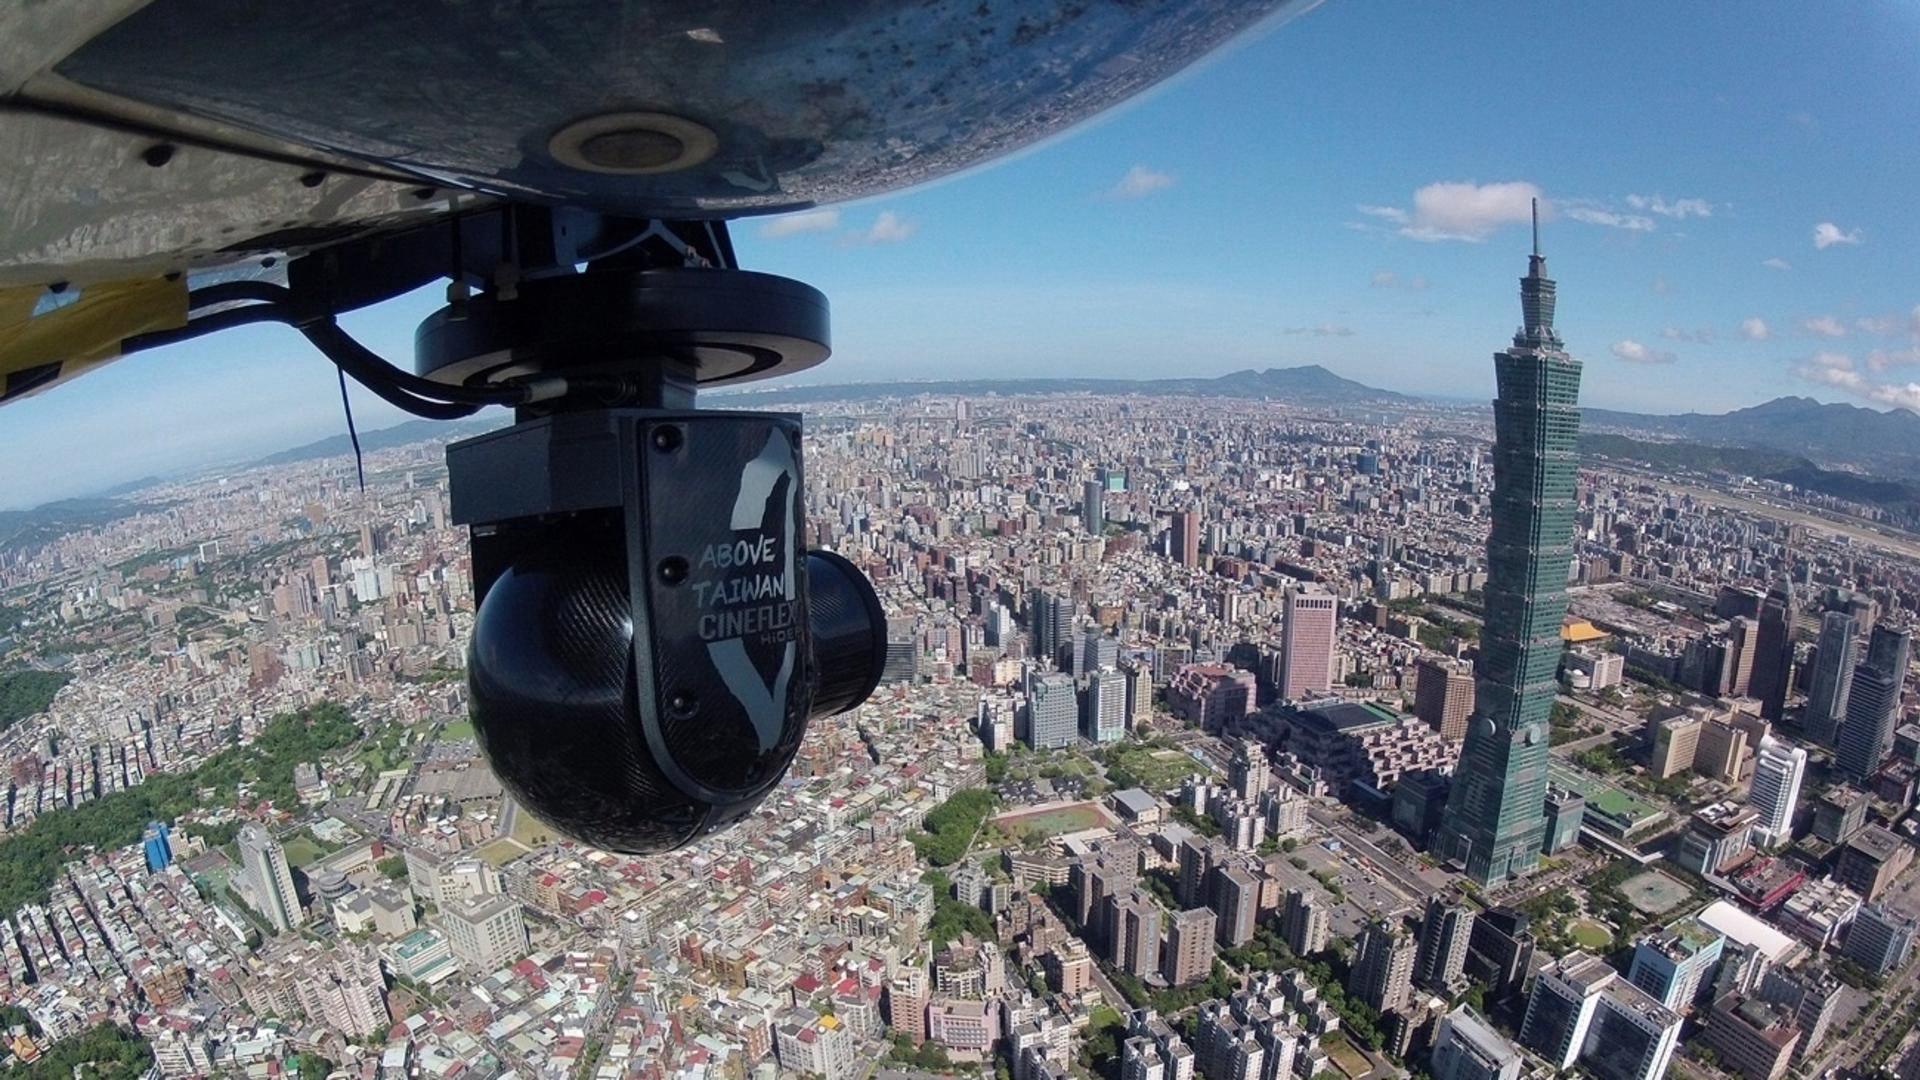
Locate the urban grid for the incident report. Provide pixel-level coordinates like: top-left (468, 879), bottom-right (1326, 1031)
top-left (0, 243), bottom-right (1917, 1080)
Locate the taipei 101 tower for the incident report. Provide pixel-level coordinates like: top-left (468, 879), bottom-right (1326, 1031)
top-left (1437, 201), bottom-right (1584, 887)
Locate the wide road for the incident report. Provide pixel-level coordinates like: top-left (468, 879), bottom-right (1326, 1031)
top-left (1306, 805), bottom-right (1439, 904)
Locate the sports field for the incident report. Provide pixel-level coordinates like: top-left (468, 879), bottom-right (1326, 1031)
top-left (1619, 870), bottom-right (1694, 916)
top-left (1327, 1038), bottom-right (1372, 1079)
top-left (991, 800), bottom-right (1111, 837)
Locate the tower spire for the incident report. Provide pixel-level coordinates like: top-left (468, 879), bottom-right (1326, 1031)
top-left (1531, 197), bottom-right (1540, 258)
top-left (1519, 201), bottom-right (1557, 341)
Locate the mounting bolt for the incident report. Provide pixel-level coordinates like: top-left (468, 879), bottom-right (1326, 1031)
top-left (658, 557), bottom-right (689, 585)
top-left (651, 426), bottom-right (684, 453)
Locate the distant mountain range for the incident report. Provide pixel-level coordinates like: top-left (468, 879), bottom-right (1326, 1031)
top-left (1584, 395), bottom-right (1920, 475)
top-left (0, 498), bottom-right (154, 556)
top-left (721, 364), bottom-right (1411, 407)
top-left (252, 417), bottom-right (505, 468)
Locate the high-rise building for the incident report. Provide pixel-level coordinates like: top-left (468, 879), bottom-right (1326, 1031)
top-left (1747, 735), bottom-right (1807, 849)
top-left (238, 823), bottom-right (304, 932)
top-left (1520, 951), bottom-right (1614, 1070)
top-left (1027, 672), bottom-right (1079, 749)
top-left (1171, 510), bottom-right (1199, 568)
top-left (1084, 669), bottom-right (1128, 743)
top-left (1700, 994), bottom-right (1801, 1080)
top-left (1843, 904), bottom-right (1916, 976)
top-left (1106, 892), bottom-right (1163, 980)
top-left (1627, 915), bottom-right (1725, 1012)
top-left (887, 966), bottom-right (929, 1042)
top-left (1415, 897), bottom-right (1476, 993)
top-left (1164, 908), bottom-right (1216, 986)
top-left (1176, 835), bottom-right (1218, 909)
top-left (1757, 966), bottom-right (1842, 1060)
top-left (1437, 211), bottom-right (1582, 887)
top-left (1837, 625), bottom-right (1911, 780)
top-left (1582, 977), bottom-right (1684, 1080)
top-left (1211, 867), bottom-right (1259, 947)
top-left (1227, 741), bottom-right (1268, 802)
top-left (1083, 480), bottom-right (1105, 536)
top-left (1728, 616), bottom-right (1759, 698)
top-left (142, 820), bottom-right (173, 872)
top-left (1030, 589), bottom-right (1079, 669)
top-left (1414, 657), bottom-right (1475, 741)
top-left (1083, 628), bottom-right (1120, 674)
top-left (1431, 1006), bottom-right (1521, 1080)
top-left (1280, 888), bottom-right (1329, 956)
top-left (1465, 907), bottom-right (1535, 1000)
top-left (1752, 581), bottom-right (1796, 721)
top-left (1348, 918), bottom-right (1417, 1014)
top-left (443, 894), bottom-right (528, 975)
top-left (1805, 611), bottom-right (1859, 744)
top-left (1279, 585), bottom-right (1338, 701)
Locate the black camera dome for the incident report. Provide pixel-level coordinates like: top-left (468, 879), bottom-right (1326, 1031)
top-left (467, 528), bottom-right (708, 853)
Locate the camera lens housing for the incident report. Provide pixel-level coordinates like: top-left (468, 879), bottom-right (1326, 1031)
top-left (452, 407), bottom-right (884, 852)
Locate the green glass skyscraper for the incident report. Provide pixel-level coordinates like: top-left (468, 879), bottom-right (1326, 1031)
top-left (1438, 202), bottom-right (1583, 886)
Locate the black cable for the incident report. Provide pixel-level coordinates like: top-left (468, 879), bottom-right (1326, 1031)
top-left (121, 304), bottom-right (295, 353)
top-left (186, 280), bottom-right (295, 311)
top-left (338, 368), bottom-right (365, 492)
top-left (297, 318), bottom-right (524, 407)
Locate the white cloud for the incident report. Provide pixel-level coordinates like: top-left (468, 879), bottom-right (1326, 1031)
top-left (1867, 346), bottom-right (1920, 372)
top-left (1566, 207), bottom-right (1656, 232)
top-left (843, 210), bottom-right (917, 245)
top-left (1812, 222), bottom-right (1862, 249)
top-left (1794, 351), bottom-right (1920, 412)
top-left (1359, 181), bottom-right (1541, 243)
top-left (1802, 315), bottom-right (1848, 338)
top-left (1856, 314), bottom-right (1903, 336)
top-left (758, 209), bottom-right (841, 238)
top-left (1108, 165), bottom-right (1175, 199)
top-left (1739, 317), bottom-right (1771, 341)
top-left (1369, 270), bottom-right (1430, 291)
top-left (1611, 340), bottom-right (1677, 364)
top-left (1660, 326), bottom-right (1715, 344)
top-left (1625, 193), bottom-right (1714, 219)
top-left (1761, 257), bottom-right (1792, 271)
top-left (1284, 323), bottom-right (1355, 338)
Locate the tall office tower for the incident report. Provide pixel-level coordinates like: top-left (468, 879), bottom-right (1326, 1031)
top-left (1083, 480), bottom-right (1105, 536)
top-left (1727, 616), bottom-right (1759, 698)
top-left (1437, 205), bottom-right (1582, 887)
top-left (1752, 581), bottom-right (1796, 721)
top-left (1415, 657), bottom-right (1475, 741)
top-left (1279, 585), bottom-right (1338, 700)
top-left (1280, 888), bottom-right (1329, 956)
top-left (1805, 611), bottom-right (1859, 744)
top-left (1084, 669), bottom-right (1128, 743)
top-left (238, 824), bottom-right (304, 932)
top-left (1415, 896), bottom-right (1477, 993)
top-left (1084, 628), bottom-right (1120, 673)
top-left (1520, 951), bottom-right (1614, 1070)
top-left (1843, 904), bottom-right (1916, 976)
top-left (1164, 908), bottom-right (1217, 986)
top-left (1171, 509), bottom-right (1199, 568)
top-left (1030, 589), bottom-right (1078, 669)
top-left (1430, 1006), bottom-right (1522, 1080)
top-left (1747, 735), bottom-right (1807, 849)
top-left (1348, 918), bottom-right (1417, 1014)
top-left (1027, 673), bottom-right (1079, 749)
top-left (1837, 624), bottom-right (1912, 780)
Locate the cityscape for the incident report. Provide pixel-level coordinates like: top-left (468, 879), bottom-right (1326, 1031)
top-left (0, 227), bottom-right (1915, 1080)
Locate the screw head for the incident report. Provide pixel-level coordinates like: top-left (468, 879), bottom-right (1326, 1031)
top-left (658, 557), bottom-right (689, 585)
top-left (651, 426), bottom-right (684, 452)
top-left (668, 691), bottom-right (697, 716)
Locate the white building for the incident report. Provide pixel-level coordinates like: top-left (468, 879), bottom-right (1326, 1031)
top-left (237, 824), bottom-right (303, 932)
top-left (442, 894), bottom-right (527, 975)
top-left (1747, 735), bottom-right (1806, 849)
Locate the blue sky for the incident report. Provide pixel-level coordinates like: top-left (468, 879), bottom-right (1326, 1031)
top-left (6, 0), bottom-right (1919, 507)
